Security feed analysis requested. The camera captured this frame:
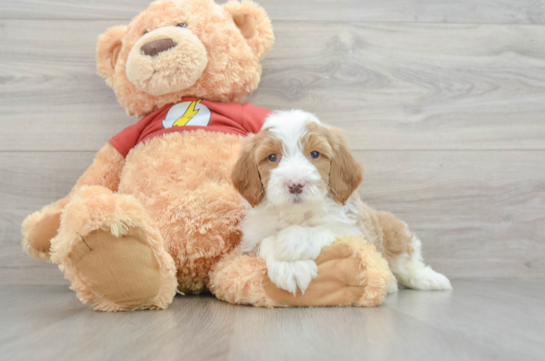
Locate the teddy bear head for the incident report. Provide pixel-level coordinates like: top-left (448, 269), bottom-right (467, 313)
top-left (96, 0), bottom-right (274, 117)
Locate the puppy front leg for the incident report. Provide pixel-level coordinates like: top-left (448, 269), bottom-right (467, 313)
top-left (273, 225), bottom-right (336, 261)
top-left (260, 226), bottom-right (335, 295)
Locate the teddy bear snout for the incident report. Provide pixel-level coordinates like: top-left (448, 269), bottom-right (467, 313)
top-left (140, 38), bottom-right (177, 57)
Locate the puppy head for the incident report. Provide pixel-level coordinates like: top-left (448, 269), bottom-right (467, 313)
top-left (231, 110), bottom-right (363, 209)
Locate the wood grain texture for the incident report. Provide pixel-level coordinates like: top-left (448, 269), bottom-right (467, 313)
top-left (1, 1), bottom-right (545, 287)
top-left (1, 150), bottom-right (543, 284)
top-left (1, 281), bottom-right (544, 361)
top-left (252, 21), bottom-right (545, 150)
top-left (1, 2), bottom-right (545, 358)
top-left (2, 20), bottom-right (545, 151)
top-left (0, 152), bottom-right (94, 286)
top-left (2, 0), bottom-right (545, 24)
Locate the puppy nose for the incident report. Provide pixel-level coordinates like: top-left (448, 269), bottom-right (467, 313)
top-left (287, 180), bottom-right (305, 194)
top-left (140, 38), bottom-right (177, 57)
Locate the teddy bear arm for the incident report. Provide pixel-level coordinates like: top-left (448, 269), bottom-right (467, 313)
top-left (22, 143), bottom-right (125, 262)
top-left (71, 143), bottom-right (125, 194)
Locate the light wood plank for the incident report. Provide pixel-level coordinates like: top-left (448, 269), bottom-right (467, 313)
top-left (359, 150), bottom-right (545, 278)
top-left (1, 281), bottom-right (544, 361)
top-left (0, 20), bottom-right (135, 152)
top-left (0, 286), bottom-right (234, 361)
top-left (1, 0), bottom-right (545, 24)
top-left (227, 295), bottom-right (493, 361)
top-left (0, 152), bottom-right (94, 285)
top-left (1, 150), bottom-right (543, 284)
top-left (386, 281), bottom-right (545, 359)
top-left (237, 0), bottom-right (545, 24)
top-left (1, 20), bottom-right (545, 151)
top-left (0, 285), bottom-right (86, 345)
top-left (253, 22), bottom-right (545, 151)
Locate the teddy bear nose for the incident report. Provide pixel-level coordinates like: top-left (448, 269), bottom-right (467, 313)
top-left (140, 38), bottom-right (177, 57)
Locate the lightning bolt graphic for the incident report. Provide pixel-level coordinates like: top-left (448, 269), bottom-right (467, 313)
top-left (173, 100), bottom-right (202, 126)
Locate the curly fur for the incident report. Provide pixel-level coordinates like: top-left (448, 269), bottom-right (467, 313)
top-left (209, 248), bottom-right (281, 307)
top-left (118, 131), bottom-right (245, 293)
top-left (97, 0), bottom-right (274, 116)
top-left (231, 110), bottom-right (451, 297)
top-left (22, 203), bottom-right (60, 262)
top-left (209, 236), bottom-right (393, 308)
top-left (50, 186), bottom-right (178, 311)
top-left (21, 0), bottom-right (450, 311)
top-left (22, 0), bottom-right (275, 311)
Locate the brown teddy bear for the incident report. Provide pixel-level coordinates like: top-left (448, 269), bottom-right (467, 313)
top-left (21, 0), bottom-right (394, 311)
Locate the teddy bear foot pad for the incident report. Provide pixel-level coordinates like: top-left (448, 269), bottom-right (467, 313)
top-left (49, 186), bottom-right (178, 311)
top-left (68, 228), bottom-right (163, 310)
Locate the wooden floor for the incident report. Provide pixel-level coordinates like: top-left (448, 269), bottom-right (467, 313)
top-left (1, 0), bottom-right (545, 360)
top-left (0, 280), bottom-right (544, 361)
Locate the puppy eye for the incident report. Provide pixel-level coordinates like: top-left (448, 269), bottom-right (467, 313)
top-left (310, 151), bottom-right (320, 159)
top-left (268, 154), bottom-right (278, 162)
top-left (177, 23), bottom-right (187, 28)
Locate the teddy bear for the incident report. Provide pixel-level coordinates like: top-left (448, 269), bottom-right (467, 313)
top-left (21, 0), bottom-right (394, 311)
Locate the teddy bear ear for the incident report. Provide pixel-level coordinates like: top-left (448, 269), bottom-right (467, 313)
top-left (96, 25), bottom-right (127, 82)
top-left (222, 1), bottom-right (274, 60)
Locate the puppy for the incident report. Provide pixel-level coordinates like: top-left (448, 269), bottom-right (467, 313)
top-left (232, 110), bottom-right (452, 295)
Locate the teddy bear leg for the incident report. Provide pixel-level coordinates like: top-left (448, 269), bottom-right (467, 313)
top-left (209, 236), bottom-right (393, 308)
top-left (50, 186), bottom-right (177, 311)
top-left (340, 237), bottom-right (395, 307)
top-left (208, 249), bottom-right (280, 308)
top-left (275, 236), bottom-right (393, 307)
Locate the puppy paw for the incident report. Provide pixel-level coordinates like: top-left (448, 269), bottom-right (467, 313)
top-left (409, 268), bottom-right (452, 291)
top-left (267, 259), bottom-right (318, 295)
top-left (387, 276), bottom-right (399, 294)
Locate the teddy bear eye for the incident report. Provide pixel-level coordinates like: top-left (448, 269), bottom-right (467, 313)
top-left (177, 23), bottom-right (187, 28)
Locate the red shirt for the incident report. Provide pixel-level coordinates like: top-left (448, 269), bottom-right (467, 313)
top-left (110, 97), bottom-right (272, 158)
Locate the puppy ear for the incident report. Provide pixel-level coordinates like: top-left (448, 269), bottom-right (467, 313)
top-left (328, 128), bottom-right (363, 205)
top-left (231, 135), bottom-right (264, 207)
top-left (222, 1), bottom-right (274, 60)
top-left (96, 25), bottom-right (127, 83)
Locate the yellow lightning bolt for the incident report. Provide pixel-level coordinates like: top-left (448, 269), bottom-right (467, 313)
top-left (173, 100), bottom-right (202, 126)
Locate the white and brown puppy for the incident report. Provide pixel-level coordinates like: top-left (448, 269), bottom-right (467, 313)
top-left (232, 110), bottom-right (452, 295)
